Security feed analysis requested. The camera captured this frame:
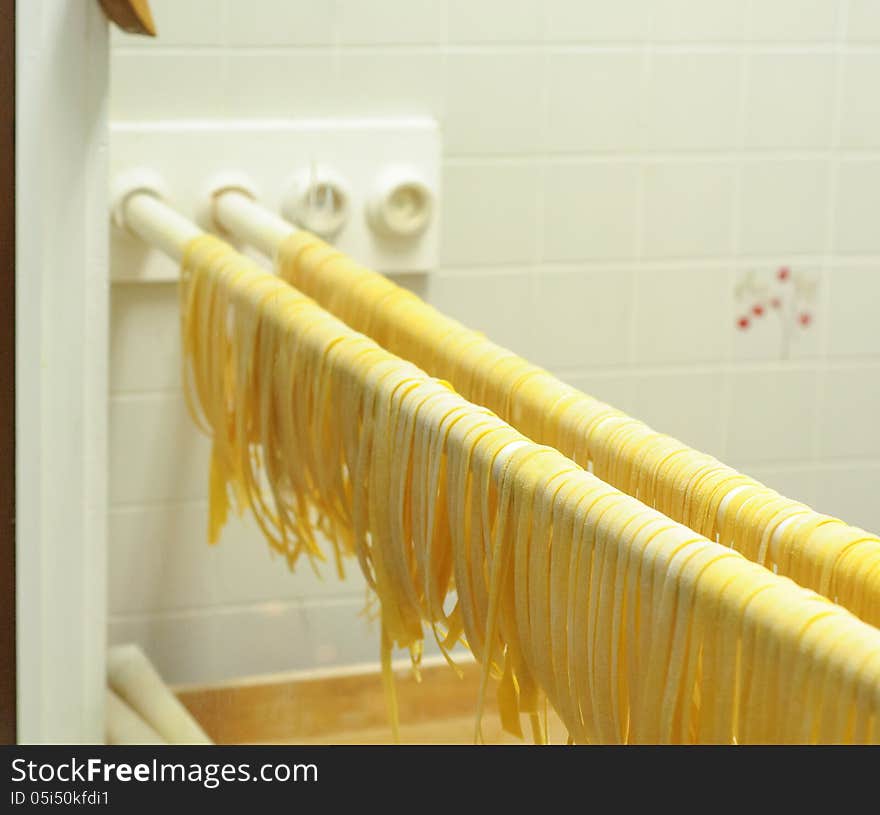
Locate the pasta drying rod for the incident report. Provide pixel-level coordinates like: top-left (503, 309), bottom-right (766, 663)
top-left (114, 172), bottom-right (880, 640)
top-left (116, 179), bottom-right (296, 261)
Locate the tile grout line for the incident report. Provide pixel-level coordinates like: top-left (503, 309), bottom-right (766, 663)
top-left (812, 0), bottom-right (852, 467)
top-left (719, 11), bottom-right (753, 462)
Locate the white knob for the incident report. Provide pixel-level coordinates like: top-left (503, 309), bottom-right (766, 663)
top-left (366, 168), bottom-right (434, 239)
top-left (281, 166), bottom-right (350, 238)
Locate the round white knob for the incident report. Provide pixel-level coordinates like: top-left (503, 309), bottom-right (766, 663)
top-left (366, 168), bottom-right (434, 239)
top-left (282, 167), bottom-right (350, 238)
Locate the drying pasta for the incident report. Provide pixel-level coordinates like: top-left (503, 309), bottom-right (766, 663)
top-left (275, 232), bottom-right (880, 629)
top-left (180, 233), bottom-right (880, 744)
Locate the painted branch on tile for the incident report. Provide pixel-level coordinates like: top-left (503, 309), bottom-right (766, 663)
top-left (735, 266), bottom-right (817, 359)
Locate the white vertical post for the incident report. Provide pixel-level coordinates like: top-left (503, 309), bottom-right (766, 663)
top-left (16, 0), bottom-right (109, 743)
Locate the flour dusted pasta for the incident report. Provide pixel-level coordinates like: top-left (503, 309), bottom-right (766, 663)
top-left (276, 232), bottom-right (880, 630)
top-left (179, 234), bottom-right (880, 744)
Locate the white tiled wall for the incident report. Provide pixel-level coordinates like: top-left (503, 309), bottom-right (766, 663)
top-left (110, 0), bottom-right (880, 684)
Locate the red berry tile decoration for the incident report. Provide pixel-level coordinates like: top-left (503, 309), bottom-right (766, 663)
top-left (735, 266), bottom-right (816, 356)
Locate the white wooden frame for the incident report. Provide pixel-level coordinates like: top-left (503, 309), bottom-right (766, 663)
top-left (16, 0), bottom-right (109, 743)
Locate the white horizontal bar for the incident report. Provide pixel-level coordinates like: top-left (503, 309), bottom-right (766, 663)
top-left (123, 193), bottom-right (202, 263)
top-left (118, 188), bottom-right (293, 271)
top-left (214, 190), bottom-right (296, 260)
top-left (112, 116), bottom-right (437, 134)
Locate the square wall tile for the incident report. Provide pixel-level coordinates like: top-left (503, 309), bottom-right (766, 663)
top-left (558, 371), bottom-right (639, 415)
top-left (541, 162), bottom-right (639, 262)
top-left (111, 54), bottom-right (226, 120)
top-left (112, 0), bottom-right (222, 47)
top-left (335, 52), bottom-right (446, 119)
top-left (814, 465), bottom-right (880, 534)
top-left (109, 394), bottom-right (211, 505)
top-left (110, 283), bottom-right (181, 393)
top-left (109, 612), bottom-right (222, 686)
top-left (827, 267), bottom-right (880, 358)
top-left (738, 160), bottom-right (830, 256)
top-left (726, 368), bottom-right (818, 463)
top-left (211, 602), bottom-right (314, 679)
top-left (633, 371), bottom-right (726, 457)
top-left (651, 0), bottom-right (745, 41)
top-left (440, 163), bottom-right (539, 267)
top-left (448, 0), bottom-right (543, 42)
top-left (634, 266), bottom-right (730, 364)
top-left (109, 504), bottom-right (220, 615)
top-left (211, 512), bottom-right (365, 607)
top-left (445, 52), bottom-right (543, 155)
top-left (644, 54), bottom-right (742, 151)
top-left (543, 0), bottom-right (651, 41)
top-left (746, 0), bottom-right (838, 42)
top-left (111, 499), bottom-right (369, 617)
top-left (222, 0), bottom-right (334, 45)
top-left (223, 52), bottom-right (338, 118)
top-left (335, 0), bottom-right (448, 44)
top-left (834, 161), bottom-right (880, 254)
top-left (731, 265), bottom-right (824, 362)
top-left (819, 366), bottom-right (880, 458)
top-left (545, 53), bottom-right (645, 153)
top-left (642, 162), bottom-right (736, 258)
top-left (847, 0), bottom-right (880, 41)
top-left (744, 54), bottom-right (835, 150)
top-left (302, 598), bottom-right (382, 668)
top-left (531, 269), bottom-right (634, 370)
top-left (425, 271), bottom-right (535, 357)
top-left (839, 54), bottom-right (880, 150)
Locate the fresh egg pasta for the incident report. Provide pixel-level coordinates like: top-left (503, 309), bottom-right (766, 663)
top-left (180, 234), bottom-right (880, 744)
top-left (275, 232), bottom-right (880, 629)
